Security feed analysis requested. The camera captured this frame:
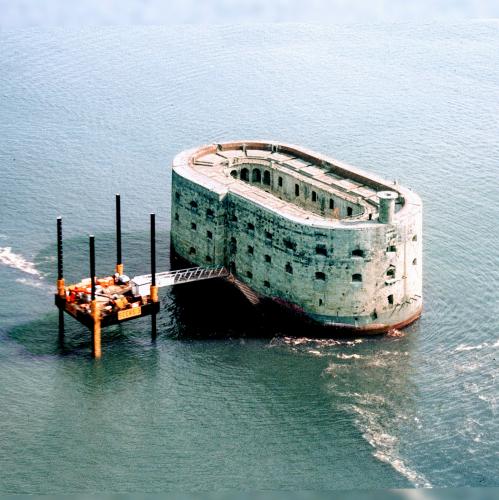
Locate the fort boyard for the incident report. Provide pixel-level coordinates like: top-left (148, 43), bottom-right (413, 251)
top-left (171, 141), bottom-right (422, 333)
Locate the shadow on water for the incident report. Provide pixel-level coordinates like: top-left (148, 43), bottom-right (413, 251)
top-left (7, 312), bottom-right (161, 393)
top-left (7, 310), bottom-right (158, 359)
top-left (167, 278), bottom-right (267, 339)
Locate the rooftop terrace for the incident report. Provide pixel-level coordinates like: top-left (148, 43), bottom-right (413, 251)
top-left (173, 141), bottom-right (412, 228)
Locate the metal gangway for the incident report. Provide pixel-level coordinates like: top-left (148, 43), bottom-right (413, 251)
top-left (131, 266), bottom-right (229, 296)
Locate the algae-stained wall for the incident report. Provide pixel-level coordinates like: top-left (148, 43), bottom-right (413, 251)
top-left (171, 168), bottom-right (423, 329)
top-left (171, 171), bottom-right (226, 267)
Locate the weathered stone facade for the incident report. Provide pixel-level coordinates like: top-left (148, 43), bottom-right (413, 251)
top-left (171, 141), bottom-right (422, 332)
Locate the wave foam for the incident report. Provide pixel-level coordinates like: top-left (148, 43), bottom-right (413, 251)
top-left (280, 337), bottom-right (364, 348)
top-left (326, 358), bottom-right (431, 488)
top-left (336, 353), bottom-right (362, 359)
top-left (15, 277), bottom-right (53, 291)
top-left (351, 404), bottom-right (431, 488)
top-left (0, 247), bottom-right (40, 276)
top-left (386, 329), bottom-right (405, 338)
top-left (455, 340), bottom-right (499, 352)
top-left (379, 350), bottom-right (409, 357)
top-left (308, 349), bottom-right (323, 356)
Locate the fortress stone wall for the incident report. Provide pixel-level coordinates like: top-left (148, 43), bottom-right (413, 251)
top-left (171, 141), bottom-right (422, 332)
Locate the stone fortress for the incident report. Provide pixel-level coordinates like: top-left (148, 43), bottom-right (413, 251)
top-left (171, 141), bottom-right (422, 333)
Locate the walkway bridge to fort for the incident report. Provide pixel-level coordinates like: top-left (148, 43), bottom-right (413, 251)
top-left (131, 266), bottom-right (229, 296)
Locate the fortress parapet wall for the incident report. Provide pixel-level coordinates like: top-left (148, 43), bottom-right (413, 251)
top-left (171, 141), bottom-right (422, 331)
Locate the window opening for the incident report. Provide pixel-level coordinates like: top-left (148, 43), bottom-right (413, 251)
top-left (316, 245), bottom-right (327, 256)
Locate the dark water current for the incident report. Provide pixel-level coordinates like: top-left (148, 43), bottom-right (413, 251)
top-left (0, 24), bottom-right (498, 493)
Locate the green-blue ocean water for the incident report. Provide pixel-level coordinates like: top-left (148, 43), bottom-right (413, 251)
top-left (0, 24), bottom-right (498, 493)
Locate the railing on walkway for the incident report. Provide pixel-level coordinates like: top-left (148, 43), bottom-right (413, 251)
top-left (131, 267), bottom-right (228, 295)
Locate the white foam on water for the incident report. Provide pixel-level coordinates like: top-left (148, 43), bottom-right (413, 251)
top-left (308, 349), bottom-right (323, 356)
top-left (478, 394), bottom-right (497, 414)
top-left (386, 329), bottom-right (405, 339)
top-left (455, 340), bottom-right (499, 352)
top-left (0, 247), bottom-right (41, 276)
top-left (456, 343), bottom-right (487, 352)
top-left (15, 277), bottom-right (54, 292)
top-left (272, 336), bottom-right (365, 352)
top-left (336, 353), bottom-right (363, 359)
top-left (282, 336), bottom-right (365, 346)
top-left (364, 358), bottom-right (391, 368)
top-left (457, 417), bottom-right (485, 445)
top-left (15, 277), bottom-right (44, 288)
top-left (325, 353), bottom-right (431, 489)
top-left (290, 337), bottom-right (311, 346)
top-left (350, 403), bottom-right (432, 488)
top-left (324, 362), bottom-right (352, 375)
top-left (0, 234), bottom-right (7, 239)
top-left (455, 361), bottom-right (481, 373)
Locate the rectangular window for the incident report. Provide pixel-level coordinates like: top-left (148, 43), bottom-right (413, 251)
top-left (265, 231), bottom-right (273, 240)
top-left (347, 207), bottom-right (353, 216)
top-left (312, 191), bottom-right (317, 202)
top-left (247, 222), bottom-right (255, 231)
top-left (207, 230), bottom-right (213, 239)
top-left (329, 199), bottom-right (334, 209)
top-left (278, 177), bottom-right (283, 187)
top-left (264, 254), bottom-right (271, 263)
top-left (388, 294), bottom-right (394, 305)
top-left (247, 245), bottom-right (254, 255)
top-left (191, 222), bottom-right (197, 230)
top-left (263, 280), bottom-right (270, 288)
top-left (283, 239), bottom-right (297, 251)
top-left (295, 184), bottom-right (300, 196)
top-left (316, 245), bottom-right (327, 256)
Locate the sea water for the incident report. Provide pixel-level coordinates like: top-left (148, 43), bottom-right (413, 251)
top-left (0, 24), bottom-right (498, 493)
